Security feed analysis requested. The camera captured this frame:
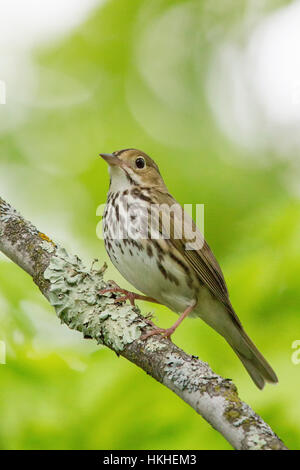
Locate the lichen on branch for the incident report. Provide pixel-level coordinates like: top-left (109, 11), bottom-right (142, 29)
top-left (44, 246), bottom-right (146, 352)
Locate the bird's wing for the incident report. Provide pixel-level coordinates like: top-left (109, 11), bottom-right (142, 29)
top-left (153, 191), bottom-right (240, 323)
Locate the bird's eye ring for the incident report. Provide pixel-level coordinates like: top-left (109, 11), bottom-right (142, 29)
top-left (135, 157), bottom-right (145, 169)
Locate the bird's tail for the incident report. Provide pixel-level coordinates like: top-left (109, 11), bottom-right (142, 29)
top-left (224, 319), bottom-right (278, 389)
top-left (234, 335), bottom-right (278, 389)
top-left (200, 306), bottom-right (278, 389)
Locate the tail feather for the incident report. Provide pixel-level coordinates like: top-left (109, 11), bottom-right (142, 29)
top-left (199, 304), bottom-right (278, 389)
top-left (227, 324), bottom-right (278, 390)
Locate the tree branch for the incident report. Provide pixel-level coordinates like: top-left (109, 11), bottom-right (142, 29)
top-left (0, 196), bottom-right (288, 450)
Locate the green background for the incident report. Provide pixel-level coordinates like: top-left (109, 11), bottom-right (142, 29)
top-left (0, 0), bottom-right (299, 450)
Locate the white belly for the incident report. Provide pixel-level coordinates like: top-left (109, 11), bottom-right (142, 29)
top-left (109, 237), bottom-right (197, 314)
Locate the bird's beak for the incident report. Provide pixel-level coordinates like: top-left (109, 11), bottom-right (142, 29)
top-left (99, 153), bottom-right (122, 167)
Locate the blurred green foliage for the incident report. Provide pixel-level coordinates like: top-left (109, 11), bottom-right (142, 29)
top-left (0, 0), bottom-right (299, 450)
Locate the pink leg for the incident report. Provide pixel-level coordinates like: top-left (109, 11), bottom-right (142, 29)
top-left (141, 301), bottom-right (197, 341)
top-left (99, 283), bottom-right (160, 307)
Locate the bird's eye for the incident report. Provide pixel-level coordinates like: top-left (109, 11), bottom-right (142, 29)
top-left (135, 157), bottom-right (145, 169)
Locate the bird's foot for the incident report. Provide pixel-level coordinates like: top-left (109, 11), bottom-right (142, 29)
top-left (99, 284), bottom-right (137, 306)
top-left (141, 302), bottom-right (197, 342)
top-left (99, 282), bottom-right (159, 307)
top-left (113, 291), bottom-right (138, 306)
top-left (141, 326), bottom-right (176, 341)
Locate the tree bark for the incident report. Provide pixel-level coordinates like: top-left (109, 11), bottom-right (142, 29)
top-left (0, 196), bottom-right (288, 450)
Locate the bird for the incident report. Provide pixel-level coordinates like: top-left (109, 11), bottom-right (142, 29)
top-left (99, 148), bottom-right (278, 389)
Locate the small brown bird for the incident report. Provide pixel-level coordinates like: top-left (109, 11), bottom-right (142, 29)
top-left (100, 148), bottom-right (278, 389)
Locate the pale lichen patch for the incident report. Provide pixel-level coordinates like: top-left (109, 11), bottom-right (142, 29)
top-left (163, 352), bottom-right (221, 393)
top-left (44, 247), bottom-right (146, 352)
top-left (247, 427), bottom-right (267, 450)
top-left (144, 338), bottom-right (168, 353)
top-left (40, 240), bottom-right (55, 254)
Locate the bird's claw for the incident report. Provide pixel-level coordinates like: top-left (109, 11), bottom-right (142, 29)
top-left (99, 284), bottom-right (138, 306)
top-left (141, 327), bottom-right (175, 342)
top-left (99, 284), bottom-right (159, 307)
top-left (113, 292), bottom-right (136, 306)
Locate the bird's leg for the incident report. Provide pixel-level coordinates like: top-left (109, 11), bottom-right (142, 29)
top-left (141, 301), bottom-right (197, 341)
top-left (99, 281), bottom-right (160, 307)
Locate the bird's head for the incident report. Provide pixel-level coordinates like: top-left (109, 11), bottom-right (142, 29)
top-left (100, 148), bottom-right (168, 192)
